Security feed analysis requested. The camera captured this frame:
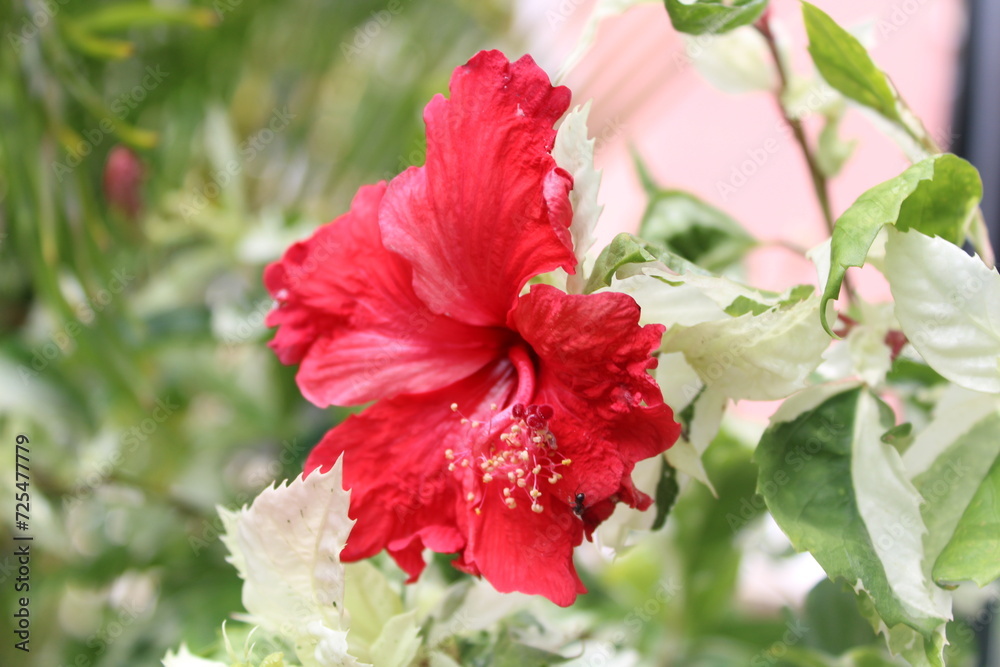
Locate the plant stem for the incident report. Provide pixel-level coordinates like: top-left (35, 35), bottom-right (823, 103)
top-left (756, 16), bottom-right (856, 304)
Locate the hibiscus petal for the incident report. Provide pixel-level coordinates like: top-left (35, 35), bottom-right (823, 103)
top-left (380, 50), bottom-right (577, 328)
top-left (461, 490), bottom-right (586, 607)
top-left (305, 362), bottom-right (517, 581)
top-left (510, 284), bottom-right (669, 418)
top-left (265, 183), bottom-right (506, 406)
top-left (511, 284), bottom-right (680, 531)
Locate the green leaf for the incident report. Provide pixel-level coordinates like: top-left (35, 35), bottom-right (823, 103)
top-left (820, 154), bottom-right (982, 335)
top-left (75, 3), bottom-right (218, 32)
top-left (756, 386), bottom-right (951, 665)
top-left (584, 233), bottom-right (656, 293)
top-left (724, 295), bottom-right (773, 316)
top-left (674, 430), bottom-right (758, 628)
top-left (802, 579), bottom-right (879, 655)
top-left (652, 460), bottom-right (680, 530)
top-left (802, 2), bottom-right (900, 122)
top-left (664, 0), bottom-right (769, 35)
top-left (895, 157), bottom-right (983, 245)
top-left (883, 227), bottom-right (1000, 393)
top-left (933, 456), bottom-right (1000, 586)
top-left (639, 189), bottom-right (756, 272)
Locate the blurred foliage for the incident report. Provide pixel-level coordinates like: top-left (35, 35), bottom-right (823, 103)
top-left (0, 0), bottom-right (512, 664)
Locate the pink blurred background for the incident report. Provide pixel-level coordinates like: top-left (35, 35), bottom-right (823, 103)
top-left (518, 0), bottom-right (963, 298)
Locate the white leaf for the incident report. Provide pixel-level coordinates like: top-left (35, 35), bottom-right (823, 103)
top-left (305, 622), bottom-right (368, 667)
top-left (609, 269), bottom-right (729, 328)
top-left (655, 352), bottom-right (704, 412)
top-left (902, 385), bottom-right (1000, 477)
top-left (654, 353), bottom-right (715, 490)
top-left (220, 457), bottom-right (355, 654)
top-left (370, 610), bottom-right (421, 667)
top-left (851, 393), bottom-right (952, 623)
top-left (807, 238), bottom-right (832, 288)
top-left (884, 227), bottom-right (1000, 393)
top-left (342, 561), bottom-right (404, 652)
top-left (664, 384), bottom-right (726, 493)
top-left (817, 300), bottom-right (895, 386)
top-left (662, 296), bottom-right (829, 400)
top-left (683, 26), bottom-right (777, 94)
top-left (553, 103), bottom-right (603, 294)
top-left (161, 644), bottom-right (227, 667)
top-left (595, 455), bottom-right (662, 549)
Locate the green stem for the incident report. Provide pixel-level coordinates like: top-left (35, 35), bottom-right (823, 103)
top-left (755, 18), bottom-right (855, 303)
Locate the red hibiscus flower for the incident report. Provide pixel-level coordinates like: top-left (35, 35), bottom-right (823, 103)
top-left (264, 50), bottom-right (679, 606)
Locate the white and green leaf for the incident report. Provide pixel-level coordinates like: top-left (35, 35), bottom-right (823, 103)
top-left (820, 154), bottom-right (982, 334)
top-left (904, 386), bottom-right (1000, 588)
top-left (682, 25), bottom-right (776, 94)
top-left (756, 386), bottom-right (951, 665)
top-left (884, 227), bottom-right (1000, 394)
top-left (219, 457), bottom-right (364, 666)
top-left (553, 102), bottom-right (603, 294)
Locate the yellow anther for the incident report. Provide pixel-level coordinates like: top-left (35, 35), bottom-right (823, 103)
top-left (532, 465), bottom-right (542, 475)
top-left (503, 488), bottom-right (512, 497)
top-left (505, 498), bottom-right (517, 509)
top-left (460, 460), bottom-right (469, 467)
top-left (490, 403), bottom-right (498, 410)
top-left (482, 473), bottom-right (493, 483)
top-left (515, 468), bottom-right (525, 477)
top-left (531, 503), bottom-right (543, 513)
top-left (471, 421), bottom-right (480, 427)
top-left (517, 478), bottom-right (527, 488)
top-left (466, 492), bottom-right (475, 502)
top-left (561, 458), bottom-right (572, 466)
top-left (529, 489), bottom-right (541, 499)
top-left (507, 472), bottom-right (516, 482)
top-left (548, 473), bottom-right (562, 484)
top-left (450, 403), bottom-right (459, 411)
top-left (511, 425), bottom-right (521, 434)
top-left (519, 451), bottom-right (529, 462)
top-left (444, 449), bottom-right (454, 460)
top-left (448, 463), bottom-right (456, 471)
top-left (474, 507), bottom-right (481, 515)
top-left (460, 418), bottom-right (469, 424)
top-left (532, 436), bottom-right (542, 443)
